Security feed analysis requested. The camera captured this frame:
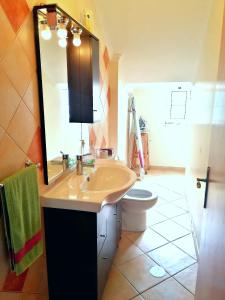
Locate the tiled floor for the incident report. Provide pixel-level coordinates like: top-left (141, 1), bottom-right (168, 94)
top-left (102, 170), bottom-right (198, 300)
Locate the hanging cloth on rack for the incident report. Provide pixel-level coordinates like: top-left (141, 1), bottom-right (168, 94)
top-left (127, 94), bottom-right (145, 177)
top-left (1, 165), bottom-right (43, 275)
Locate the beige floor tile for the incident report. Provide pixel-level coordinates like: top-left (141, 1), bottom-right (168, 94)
top-left (113, 236), bottom-right (143, 266)
top-left (155, 203), bottom-right (186, 218)
top-left (147, 210), bottom-right (167, 226)
top-left (38, 261), bottom-right (48, 295)
top-left (7, 100), bottom-right (37, 153)
top-left (172, 214), bottom-right (192, 231)
top-left (174, 263), bottom-right (198, 294)
top-left (160, 180), bottom-right (185, 196)
top-left (0, 219), bottom-right (10, 290)
top-left (20, 294), bottom-right (38, 300)
top-left (141, 277), bottom-right (194, 300)
top-left (156, 188), bottom-right (182, 202)
top-left (0, 70), bottom-right (21, 130)
top-left (148, 243), bottom-right (196, 275)
top-left (173, 235), bottom-right (197, 259)
top-left (34, 294), bottom-right (48, 300)
top-left (132, 296), bottom-right (144, 300)
top-left (151, 220), bottom-right (190, 241)
top-left (0, 292), bottom-right (20, 300)
top-left (172, 198), bottom-right (189, 210)
top-left (20, 294), bottom-right (48, 300)
top-left (117, 254), bottom-right (169, 294)
top-left (125, 228), bottom-right (168, 253)
top-left (102, 266), bottom-right (138, 300)
top-left (1, 38), bottom-right (33, 98)
top-left (22, 256), bottom-right (44, 293)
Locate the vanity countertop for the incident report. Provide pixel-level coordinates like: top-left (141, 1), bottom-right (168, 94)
top-left (41, 160), bottom-right (137, 213)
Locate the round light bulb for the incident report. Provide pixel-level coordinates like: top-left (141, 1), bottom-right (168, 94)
top-left (58, 38), bottom-right (67, 48)
top-left (73, 33), bottom-right (81, 47)
top-left (57, 27), bottom-right (67, 39)
top-left (40, 24), bottom-right (52, 40)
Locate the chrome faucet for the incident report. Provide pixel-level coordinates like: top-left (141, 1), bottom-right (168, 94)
top-left (76, 154), bottom-right (95, 175)
top-left (76, 155), bottom-right (83, 175)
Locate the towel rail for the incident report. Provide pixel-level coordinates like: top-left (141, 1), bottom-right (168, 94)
top-left (0, 184), bottom-right (4, 218)
top-left (25, 160), bottom-right (41, 168)
top-left (0, 162), bottom-right (40, 217)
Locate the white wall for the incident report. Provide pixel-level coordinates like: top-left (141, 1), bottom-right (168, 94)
top-left (117, 80), bottom-right (129, 162)
top-left (132, 83), bottom-right (192, 168)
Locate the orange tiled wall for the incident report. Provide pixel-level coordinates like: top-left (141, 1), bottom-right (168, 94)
top-left (0, 0), bottom-right (112, 298)
top-left (89, 46), bottom-right (111, 149)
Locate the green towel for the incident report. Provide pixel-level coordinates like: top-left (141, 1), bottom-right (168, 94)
top-left (2, 165), bottom-right (43, 275)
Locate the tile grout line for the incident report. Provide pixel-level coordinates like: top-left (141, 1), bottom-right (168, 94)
top-left (147, 249), bottom-right (197, 280)
top-left (172, 266), bottom-right (197, 296)
top-left (112, 263), bottom-right (140, 296)
top-left (149, 224), bottom-right (191, 244)
top-left (115, 259), bottom-right (171, 298)
top-left (171, 239), bottom-right (198, 261)
top-left (110, 174), bottom-right (197, 299)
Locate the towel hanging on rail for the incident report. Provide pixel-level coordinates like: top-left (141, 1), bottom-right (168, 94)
top-left (1, 165), bottom-right (43, 275)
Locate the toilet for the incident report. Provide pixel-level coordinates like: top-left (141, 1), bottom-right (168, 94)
top-left (122, 186), bottom-right (158, 231)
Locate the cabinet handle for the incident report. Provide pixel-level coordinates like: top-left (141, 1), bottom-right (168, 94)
top-left (100, 234), bottom-right (106, 238)
top-left (103, 257), bottom-right (110, 260)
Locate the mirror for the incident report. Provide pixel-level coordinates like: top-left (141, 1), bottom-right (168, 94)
top-left (33, 4), bottom-right (99, 184)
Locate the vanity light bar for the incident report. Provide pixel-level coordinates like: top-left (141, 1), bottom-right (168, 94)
top-left (38, 8), bottom-right (82, 47)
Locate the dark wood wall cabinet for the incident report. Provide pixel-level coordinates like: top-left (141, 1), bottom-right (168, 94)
top-left (44, 203), bottom-right (121, 300)
top-left (67, 34), bottom-right (100, 123)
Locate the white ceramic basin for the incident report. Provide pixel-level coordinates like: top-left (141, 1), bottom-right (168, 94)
top-left (41, 160), bottom-right (137, 212)
top-left (81, 165), bottom-right (134, 192)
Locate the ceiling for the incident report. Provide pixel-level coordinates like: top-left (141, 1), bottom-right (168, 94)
top-left (94, 0), bottom-right (214, 83)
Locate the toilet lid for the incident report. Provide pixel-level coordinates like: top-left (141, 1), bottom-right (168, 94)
top-left (126, 189), bottom-right (152, 199)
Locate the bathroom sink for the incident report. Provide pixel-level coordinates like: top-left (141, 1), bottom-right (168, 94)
top-left (81, 165), bottom-right (134, 192)
top-left (41, 160), bottom-right (137, 212)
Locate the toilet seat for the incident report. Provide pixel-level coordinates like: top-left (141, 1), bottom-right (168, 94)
top-left (123, 189), bottom-right (153, 201)
top-left (121, 187), bottom-right (158, 231)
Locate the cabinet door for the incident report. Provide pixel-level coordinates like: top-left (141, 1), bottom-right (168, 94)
top-left (97, 205), bottom-right (117, 299)
top-left (91, 37), bottom-right (102, 122)
top-left (116, 203), bottom-right (122, 242)
top-left (67, 35), bottom-right (99, 123)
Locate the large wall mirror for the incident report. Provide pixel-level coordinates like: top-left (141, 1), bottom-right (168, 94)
top-left (33, 4), bottom-right (100, 184)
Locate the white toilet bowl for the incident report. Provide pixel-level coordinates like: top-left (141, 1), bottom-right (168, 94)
top-left (122, 188), bottom-right (158, 231)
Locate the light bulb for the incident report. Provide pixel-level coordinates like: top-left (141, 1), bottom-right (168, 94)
top-left (40, 24), bottom-right (52, 40)
top-left (73, 33), bottom-right (81, 47)
top-left (57, 18), bottom-right (68, 39)
top-left (57, 25), bottom-right (67, 39)
top-left (58, 38), bottom-right (67, 48)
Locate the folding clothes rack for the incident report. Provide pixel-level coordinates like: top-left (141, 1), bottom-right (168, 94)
top-left (127, 94), bottom-right (145, 177)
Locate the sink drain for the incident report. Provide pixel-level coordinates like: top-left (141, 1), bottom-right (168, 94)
top-left (149, 266), bottom-right (166, 277)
